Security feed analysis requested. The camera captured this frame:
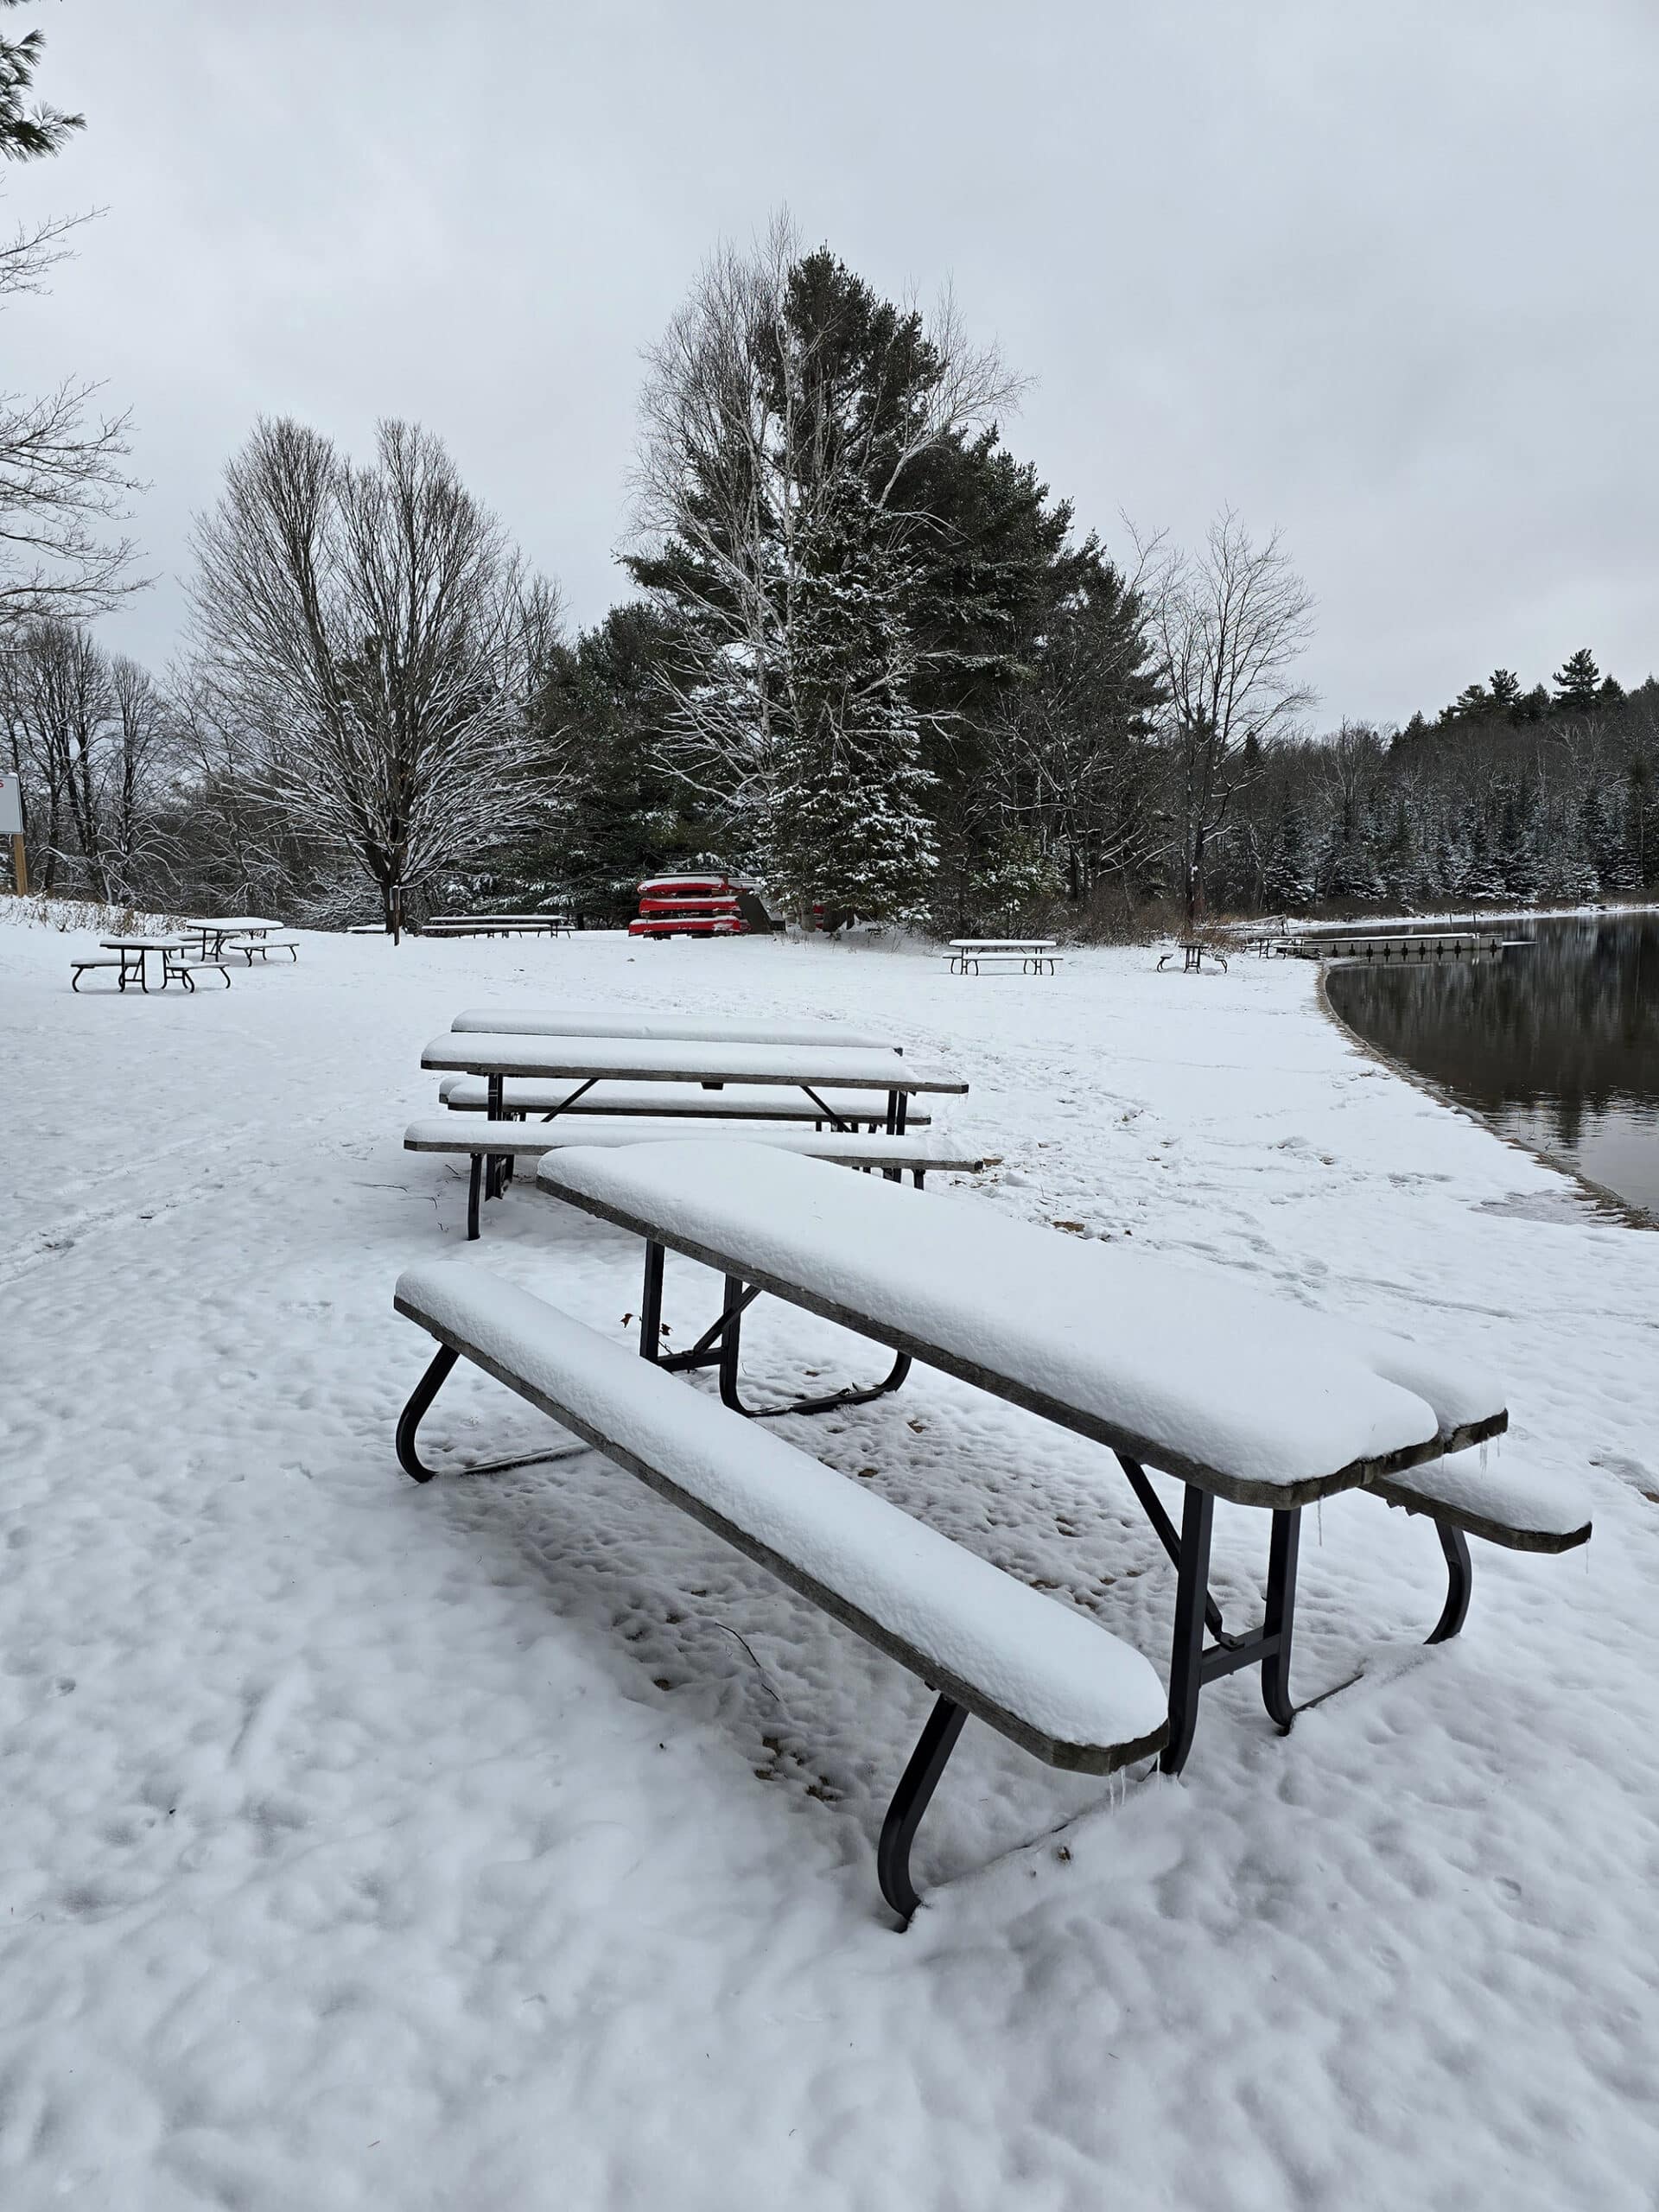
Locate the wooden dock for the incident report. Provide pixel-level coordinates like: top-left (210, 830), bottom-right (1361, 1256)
top-left (1275, 931), bottom-right (1531, 963)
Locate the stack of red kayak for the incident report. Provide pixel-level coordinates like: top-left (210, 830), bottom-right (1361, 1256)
top-left (627, 874), bottom-right (748, 939)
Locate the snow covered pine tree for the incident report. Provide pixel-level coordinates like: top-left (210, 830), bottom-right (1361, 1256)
top-left (767, 491), bottom-right (936, 927)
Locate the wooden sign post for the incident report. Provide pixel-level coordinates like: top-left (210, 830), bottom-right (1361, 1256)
top-left (0, 772), bottom-right (24, 894)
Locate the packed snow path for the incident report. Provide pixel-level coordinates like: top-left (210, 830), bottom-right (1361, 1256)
top-left (3, 915), bottom-right (1657, 2210)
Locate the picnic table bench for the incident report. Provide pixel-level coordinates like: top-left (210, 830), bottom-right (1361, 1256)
top-left (404, 1116), bottom-right (984, 1236)
top-left (393, 1259), bottom-right (1169, 1922)
top-left (223, 931), bottom-right (300, 965)
top-left (946, 939), bottom-right (1062, 976)
top-left (438, 1074), bottom-right (931, 1129)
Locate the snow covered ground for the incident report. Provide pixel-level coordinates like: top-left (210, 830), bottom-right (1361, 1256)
top-left (3, 915), bottom-right (1657, 2212)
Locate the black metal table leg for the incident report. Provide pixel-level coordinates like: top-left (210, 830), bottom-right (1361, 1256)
top-left (397, 1344), bottom-right (460, 1481)
top-left (1117, 1452), bottom-right (1226, 1640)
top-left (713, 1278), bottom-right (910, 1418)
top-left (1259, 1507), bottom-right (1301, 1731)
top-left (639, 1240), bottom-right (664, 1360)
top-left (878, 1694), bottom-right (969, 1926)
top-left (799, 1084), bottom-right (855, 1133)
top-left (1165, 1491), bottom-right (1306, 1769)
top-left (486, 1074), bottom-right (505, 1200)
top-left (716, 1274), bottom-right (748, 1408)
top-left (1161, 1484), bottom-right (1215, 1775)
top-left (393, 1340), bottom-right (586, 1483)
top-left (1426, 1519), bottom-right (1472, 1643)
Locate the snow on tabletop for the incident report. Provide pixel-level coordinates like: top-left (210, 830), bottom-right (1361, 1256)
top-left (396, 1261), bottom-right (1166, 1751)
top-left (537, 1141), bottom-right (1507, 1491)
top-left (420, 1031), bottom-right (962, 1087)
top-left (450, 1006), bottom-right (899, 1050)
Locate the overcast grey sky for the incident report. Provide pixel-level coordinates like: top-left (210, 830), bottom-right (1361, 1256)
top-left (5, 0), bottom-right (1655, 723)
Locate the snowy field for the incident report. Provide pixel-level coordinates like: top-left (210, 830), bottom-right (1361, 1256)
top-left (3, 915), bottom-right (1658, 2212)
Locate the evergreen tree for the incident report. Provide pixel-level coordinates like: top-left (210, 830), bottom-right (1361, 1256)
top-left (523, 605), bottom-right (717, 922)
top-left (1376, 798), bottom-right (1421, 905)
top-left (1432, 823), bottom-right (1468, 902)
top-left (1444, 682), bottom-right (1491, 722)
top-left (0, 3), bottom-right (82, 161)
top-left (1611, 755), bottom-right (1647, 894)
top-left (1623, 753), bottom-right (1659, 892)
top-left (1545, 837), bottom-right (1599, 902)
top-left (1490, 668), bottom-right (1521, 711)
top-left (1262, 788), bottom-right (1315, 910)
top-left (766, 493), bottom-right (936, 925)
top-left (1553, 648), bottom-right (1602, 713)
top-left (1576, 785), bottom-right (1620, 891)
top-left (1455, 804), bottom-right (1503, 901)
top-left (1496, 777), bottom-right (1543, 899)
top-left (1320, 817), bottom-right (1383, 904)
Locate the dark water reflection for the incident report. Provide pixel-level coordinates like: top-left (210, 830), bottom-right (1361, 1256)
top-left (1325, 914), bottom-right (1659, 1218)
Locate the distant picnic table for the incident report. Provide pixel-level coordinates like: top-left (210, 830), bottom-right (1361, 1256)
top-left (90, 935), bottom-right (189, 993)
top-left (421, 914), bottom-right (575, 938)
top-left (184, 916), bottom-right (281, 951)
top-left (1158, 940), bottom-right (1229, 973)
top-left (947, 939), bottom-right (1061, 976)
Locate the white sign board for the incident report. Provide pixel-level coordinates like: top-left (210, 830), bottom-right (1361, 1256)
top-left (0, 772), bottom-right (22, 837)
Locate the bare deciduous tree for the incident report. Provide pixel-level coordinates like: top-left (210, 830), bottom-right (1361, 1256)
top-left (0, 207), bottom-right (144, 626)
top-left (0, 618), bottom-right (179, 899)
top-left (2, 616), bottom-right (108, 892)
top-left (188, 416), bottom-right (557, 935)
top-left (1135, 508), bottom-right (1316, 927)
top-left (103, 653), bottom-right (180, 902)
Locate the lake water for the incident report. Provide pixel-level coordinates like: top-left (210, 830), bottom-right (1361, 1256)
top-left (1324, 912), bottom-right (1659, 1221)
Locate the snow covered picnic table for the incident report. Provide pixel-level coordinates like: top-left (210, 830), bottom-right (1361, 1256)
top-left (421, 914), bottom-right (575, 938)
top-left (419, 1033), bottom-right (957, 1105)
top-left (1159, 940), bottom-right (1230, 974)
top-left (531, 1141), bottom-right (1590, 1773)
top-left (182, 915), bottom-right (283, 957)
top-left (420, 1031), bottom-right (968, 1233)
top-left (947, 938), bottom-right (1061, 976)
top-left (76, 934), bottom-right (226, 994)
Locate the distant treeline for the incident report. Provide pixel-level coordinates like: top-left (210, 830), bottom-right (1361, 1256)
top-left (1224, 660), bottom-right (1659, 916)
top-left (3, 204), bottom-right (1653, 933)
